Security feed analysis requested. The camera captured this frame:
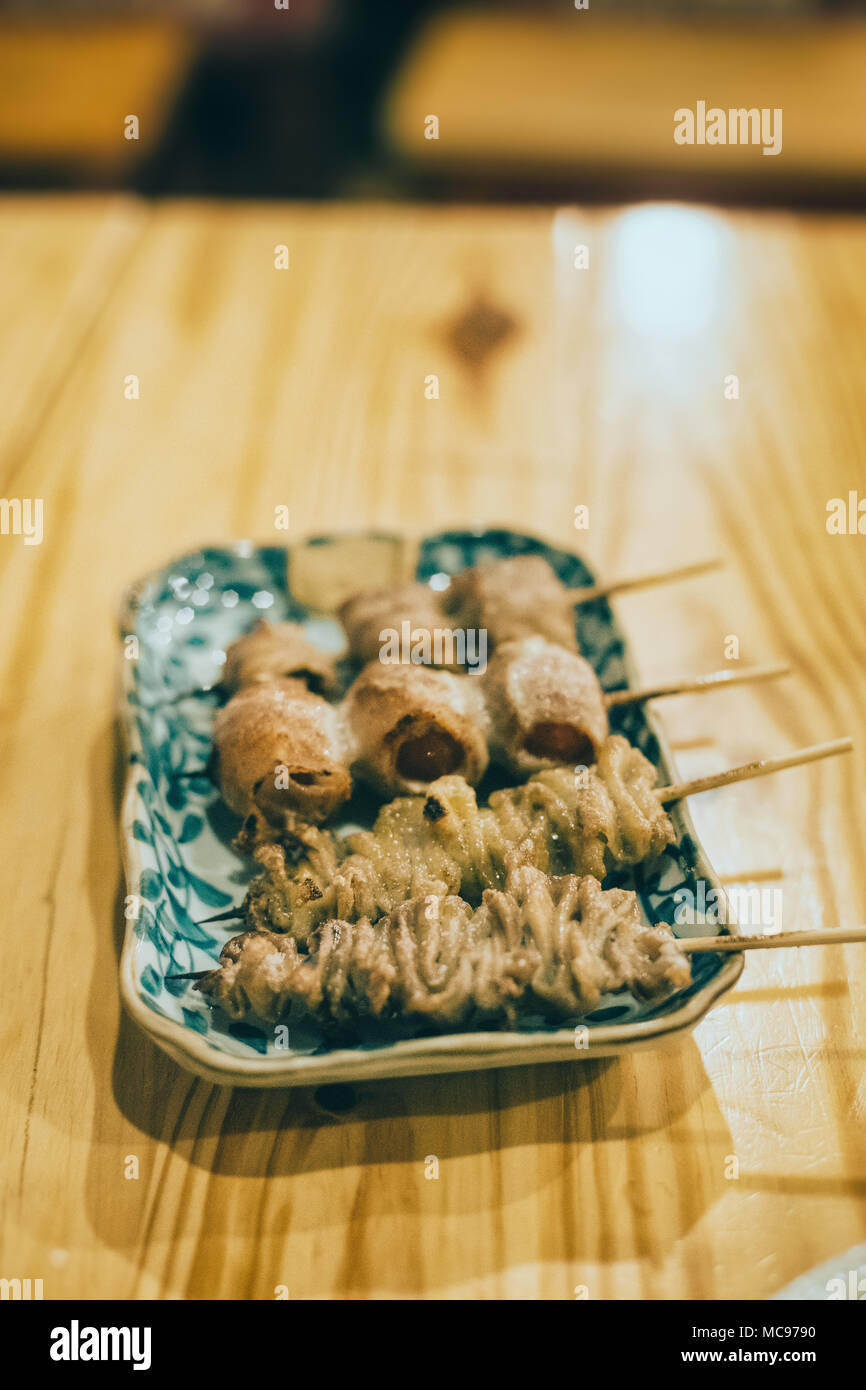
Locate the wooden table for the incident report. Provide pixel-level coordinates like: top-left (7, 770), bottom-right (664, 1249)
top-left (2, 196), bottom-right (865, 1301)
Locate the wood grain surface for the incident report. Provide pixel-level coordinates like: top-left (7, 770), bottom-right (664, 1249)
top-left (1, 196), bottom-right (865, 1301)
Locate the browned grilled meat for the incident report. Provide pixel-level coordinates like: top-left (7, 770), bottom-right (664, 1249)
top-left (196, 864), bottom-right (690, 1028)
top-left (221, 619), bottom-right (339, 695)
top-left (338, 556), bottom-right (578, 666)
top-left (343, 660), bottom-right (490, 795)
top-left (242, 735), bottom-right (673, 942)
top-left (212, 679), bottom-right (352, 839)
top-left (482, 636), bottom-right (608, 776)
top-left (337, 582), bottom-right (450, 667)
top-left (445, 554), bottom-right (579, 653)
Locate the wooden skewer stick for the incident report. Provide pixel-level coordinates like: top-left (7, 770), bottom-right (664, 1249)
top-left (570, 556), bottom-right (722, 605)
top-left (604, 662), bottom-right (789, 709)
top-left (658, 736), bottom-right (853, 805)
top-left (680, 925), bottom-right (866, 953)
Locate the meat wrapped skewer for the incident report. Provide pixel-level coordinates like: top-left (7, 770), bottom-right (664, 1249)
top-left (338, 583), bottom-right (452, 667)
top-left (219, 553), bottom-right (717, 697)
top-left (342, 637), bottom-right (611, 789)
top-left (212, 679), bottom-right (351, 840)
top-left (342, 661), bottom-right (490, 795)
top-left (445, 554), bottom-right (580, 652)
top-left (344, 638), bottom-right (788, 787)
top-left (338, 556), bottom-right (577, 663)
top-left (214, 631), bottom-right (613, 820)
top-left (243, 735), bottom-right (674, 942)
top-left (195, 864), bottom-right (691, 1028)
top-left (337, 554), bottom-right (720, 667)
top-left (345, 638), bottom-right (787, 791)
top-left (214, 632), bottom-right (788, 839)
top-left (482, 636), bottom-right (609, 774)
top-left (213, 634), bottom-right (607, 840)
top-left (221, 619), bottom-right (339, 695)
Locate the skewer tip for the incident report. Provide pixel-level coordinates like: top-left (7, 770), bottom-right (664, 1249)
top-left (659, 735), bottom-right (853, 805)
top-left (195, 907), bottom-right (244, 925)
top-left (572, 555), bottom-right (725, 605)
top-left (604, 660), bottom-right (791, 710)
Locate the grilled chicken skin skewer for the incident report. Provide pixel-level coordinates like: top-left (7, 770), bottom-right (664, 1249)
top-left (241, 735), bottom-right (674, 942)
top-left (188, 875), bottom-right (866, 1032)
top-left (195, 864), bottom-right (692, 1029)
top-left (226, 736), bottom-right (851, 943)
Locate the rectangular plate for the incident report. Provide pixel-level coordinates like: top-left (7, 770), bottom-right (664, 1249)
top-left (118, 528), bottom-right (742, 1086)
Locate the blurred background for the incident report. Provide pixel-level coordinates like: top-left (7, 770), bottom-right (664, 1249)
top-left (1, 0), bottom-right (864, 206)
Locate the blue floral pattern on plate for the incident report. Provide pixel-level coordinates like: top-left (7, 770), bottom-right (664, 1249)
top-left (118, 530), bottom-right (742, 1086)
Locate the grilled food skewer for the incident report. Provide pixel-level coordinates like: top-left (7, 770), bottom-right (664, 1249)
top-left (339, 554), bottom-right (722, 663)
top-left (194, 865), bottom-right (693, 1028)
top-left (221, 619), bottom-right (339, 695)
top-left (182, 910), bottom-right (866, 1030)
top-left (235, 735), bottom-right (852, 941)
top-left (171, 919), bottom-right (866, 981)
top-left (211, 637), bottom-right (791, 832)
top-left (483, 642), bottom-right (789, 777)
top-left (211, 678), bottom-right (352, 845)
